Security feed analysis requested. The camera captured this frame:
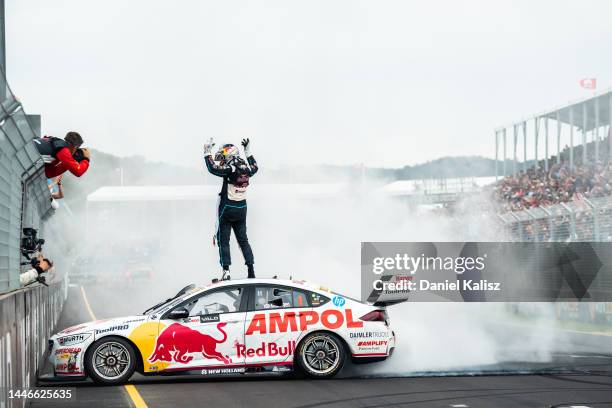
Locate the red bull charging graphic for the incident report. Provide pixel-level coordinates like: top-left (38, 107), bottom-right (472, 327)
top-left (149, 322), bottom-right (232, 364)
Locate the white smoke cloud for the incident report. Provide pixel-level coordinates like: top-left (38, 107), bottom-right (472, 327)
top-left (64, 170), bottom-right (611, 376)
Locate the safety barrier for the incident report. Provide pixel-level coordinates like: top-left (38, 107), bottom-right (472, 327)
top-left (498, 197), bottom-right (612, 325)
top-left (0, 59), bottom-right (63, 407)
top-left (0, 279), bottom-right (67, 408)
top-left (0, 72), bottom-right (54, 292)
top-left (498, 195), bottom-right (612, 242)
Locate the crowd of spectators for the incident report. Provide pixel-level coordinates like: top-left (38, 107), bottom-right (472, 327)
top-left (494, 138), bottom-right (612, 212)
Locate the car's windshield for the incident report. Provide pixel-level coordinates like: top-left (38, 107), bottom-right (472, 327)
top-left (143, 284), bottom-right (202, 315)
top-left (143, 293), bottom-right (193, 315)
top-left (143, 298), bottom-right (176, 315)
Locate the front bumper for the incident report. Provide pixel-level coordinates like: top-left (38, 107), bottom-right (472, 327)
top-left (46, 334), bottom-right (92, 378)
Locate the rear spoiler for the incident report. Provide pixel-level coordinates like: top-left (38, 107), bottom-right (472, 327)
top-left (372, 298), bottom-right (408, 307)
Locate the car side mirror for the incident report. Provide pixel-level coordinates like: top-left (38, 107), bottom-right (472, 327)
top-left (270, 297), bottom-right (284, 307)
top-left (167, 307), bottom-right (189, 319)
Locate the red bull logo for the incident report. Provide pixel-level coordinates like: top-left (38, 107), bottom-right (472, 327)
top-left (149, 322), bottom-right (232, 365)
top-left (234, 341), bottom-right (296, 358)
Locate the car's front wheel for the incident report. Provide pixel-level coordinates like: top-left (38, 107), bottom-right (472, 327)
top-left (296, 332), bottom-right (346, 378)
top-left (85, 337), bottom-right (136, 385)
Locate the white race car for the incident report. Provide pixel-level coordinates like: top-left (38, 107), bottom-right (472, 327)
top-left (46, 279), bottom-right (395, 384)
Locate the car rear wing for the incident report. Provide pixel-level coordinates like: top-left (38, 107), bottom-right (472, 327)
top-left (372, 298), bottom-right (408, 307)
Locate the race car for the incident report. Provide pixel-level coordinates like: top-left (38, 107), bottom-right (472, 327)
top-left (46, 278), bottom-right (395, 384)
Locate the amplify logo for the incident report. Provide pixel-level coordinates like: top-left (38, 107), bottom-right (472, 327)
top-left (235, 341), bottom-right (296, 358)
top-left (149, 322), bottom-right (232, 364)
top-left (357, 340), bottom-right (387, 347)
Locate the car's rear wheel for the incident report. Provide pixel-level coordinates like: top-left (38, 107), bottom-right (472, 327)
top-left (296, 332), bottom-right (346, 378)
top-left (85, 337), bottom-right (136, 385)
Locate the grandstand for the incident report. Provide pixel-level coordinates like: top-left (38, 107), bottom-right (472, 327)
top-left (494, 88), bottom-right (612, 178)
top-left (493, 88), bottom-right (612, 242)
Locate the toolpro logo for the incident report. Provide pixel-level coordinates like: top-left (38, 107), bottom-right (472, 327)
top-left (149, 322), bottom-right (232, 364)
top-left (245, 309), bottom-right (362, 335)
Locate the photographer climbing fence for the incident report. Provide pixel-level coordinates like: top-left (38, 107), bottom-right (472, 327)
top-left (498, 195), bottom-right (612, 242)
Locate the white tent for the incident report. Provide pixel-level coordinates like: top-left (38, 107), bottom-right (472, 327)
top-left (380, 176), bottom-right (495, 197)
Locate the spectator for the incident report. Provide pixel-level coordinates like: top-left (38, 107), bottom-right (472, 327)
top-left (20, 254), bottom-right (53, 286)
top-left (493, 136), bottom-right (612, 212)
top-left (34, 132), bottom-right (91, 178)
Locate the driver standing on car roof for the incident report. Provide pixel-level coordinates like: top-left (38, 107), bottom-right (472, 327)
top-left (203, 138), bottom-right (258, 280)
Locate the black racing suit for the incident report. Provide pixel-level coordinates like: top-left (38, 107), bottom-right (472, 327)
top-left (205, 155), bottom-right (258, 276)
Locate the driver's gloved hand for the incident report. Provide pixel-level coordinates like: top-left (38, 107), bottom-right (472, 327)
top-left (203, 138), bottom-right (215, 155)
top-left (241, 138), bottom-right (251, 157)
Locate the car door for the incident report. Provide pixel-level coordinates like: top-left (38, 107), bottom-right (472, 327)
top-left (153, 286), bottom-right (247, 371)
top-left (242, 285), bottom-right (312, 366)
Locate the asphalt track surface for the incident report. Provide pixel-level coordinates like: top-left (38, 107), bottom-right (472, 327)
top-left (30, 284), bottom-right (612, 408)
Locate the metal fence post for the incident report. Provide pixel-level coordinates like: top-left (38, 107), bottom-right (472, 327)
top-left (503, 128), bottom-right (507, 176)
top-left (495, 130), bottom-right (499, 181)
top-left (510, 212), bottom-right (522, 241)
top-left (569, 107), bottom-right (574, 170)
top-left (541, 206), bottom-right (553, 242)
top-left (556, 111), bottom-right (561, 164)
top-left (583, 197), bottom-right (599, 241)
top-left (523, 121), bottom-right (527, 172)
top-left (561, 203), bottom-right (575, 242)
top-left (583, 102), bottom-right (588, 165)
top-left (595, 96), bottom-right (600, 160)
top-left (527, 209), bottom-right (540, 242)
top-left (513, 124), bottom-right (518, 174)
top-left (544, 117), bottom-right (549, 171)
top-left (534, 117), bottom-right (539, 169)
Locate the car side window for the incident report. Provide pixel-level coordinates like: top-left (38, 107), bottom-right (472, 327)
top-left (184, 287), bottom-right (243, 316)
top-left (293, 290), bottom-right (309, 308)
top-left (309, 291), bottom-right (330, 307)
top-left (254, 286), bottom-right (294, 310)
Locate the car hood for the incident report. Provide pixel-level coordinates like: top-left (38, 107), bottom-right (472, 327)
top-left (52, 315), bottom-right (149, 338)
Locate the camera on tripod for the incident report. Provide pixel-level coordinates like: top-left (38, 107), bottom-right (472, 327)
top-left (21, 227), bottom-right (45, 256)
top-left (20, 228), bottom-right (50, 287)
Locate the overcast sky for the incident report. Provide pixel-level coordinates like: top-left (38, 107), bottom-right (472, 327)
top-left (5, 0), bottom-right (612, 169)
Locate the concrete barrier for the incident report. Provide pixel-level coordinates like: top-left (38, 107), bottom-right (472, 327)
top-left (0, 279), bottom-right (66, 408)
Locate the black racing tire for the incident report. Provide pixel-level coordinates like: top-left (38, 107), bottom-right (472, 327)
top-left (296, 332), bottom-right (346, 379)
top-left (85, 336), bottom-right (137, 385)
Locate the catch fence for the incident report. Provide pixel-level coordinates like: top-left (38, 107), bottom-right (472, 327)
top-left (498, 195), bottom-right (612, 242)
